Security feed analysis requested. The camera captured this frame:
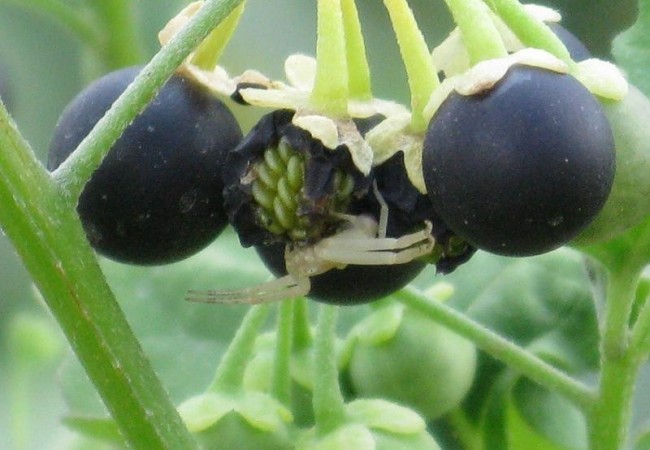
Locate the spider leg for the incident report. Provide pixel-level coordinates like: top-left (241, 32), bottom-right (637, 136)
top-left (315, 221), bottom-right (435, 266)
top-left (186, 274), bottom-right (311, 305)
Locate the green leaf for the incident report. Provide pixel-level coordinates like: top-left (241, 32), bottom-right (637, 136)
top-left (448, 249), bottom-right (599, 372)
top-left (511, 378), bottom-right (588, 449)
top-left (507, 399), bottom-right (576, 450)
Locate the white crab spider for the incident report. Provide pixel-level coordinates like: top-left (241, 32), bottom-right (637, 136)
top-left (186, 215), bottom-right (435, 305)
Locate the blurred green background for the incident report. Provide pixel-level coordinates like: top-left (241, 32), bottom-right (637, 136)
top-left (0, 1), bottom-right (639, 449)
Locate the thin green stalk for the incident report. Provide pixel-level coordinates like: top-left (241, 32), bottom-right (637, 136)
top-left (313, 304), bottom-right (347, 436)
top-left (341, 0), bottom-right (372, 101)
top-left (442, 0), bottom-right (507, 64)
top-left (310, 0), bottom-right (349, 117)
top-left (271, 300), bottom-right (295, 405)
top-left (0, 105), bottom-right (197, 449)
top-left (210, 305), bottom-right (271, 393)
top-left (1, 0), bottom-right (101, 48)
top-left (485, 0), bottom-right (573, 65)
top-left (588, 266), bottom-right (644, 450)
top-left (88, 0), bottom-right (144, 68)
top-left (293, 297), bottom-right (313, 351)
top-left (383, 0), bottom-right (439, 133)
top-left (52, 0), bottom-right (245, 201)
top-left (395, 286), bottom-right (595, 411)
top-left (191, 1), bottom-right (246, 70)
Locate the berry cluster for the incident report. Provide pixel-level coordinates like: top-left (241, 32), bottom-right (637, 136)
top-left (47, 0), bottom-right (624, 306)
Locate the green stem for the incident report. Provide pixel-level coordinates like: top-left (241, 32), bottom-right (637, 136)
top-left (52, 0), bottom-right (245, 201)
top-left (313, 304), bottom-right (347, 436)
top-left (1, 0), bottom-right (102, 48)
top-left (191, 1), bottom-right (246, 70)
top-left (310, 0), bottom-right (349, 117)
top-left (383, 0), bottom-right (439, 133)
top-left (588, 266), bottom-right (643, 450)
top-left (340, 0), bottom-right (372, 101)
top-left (88, 0), bottom-right (144, 69)
top-left (210, 305), bottom-right (270, 393)
top-left (0, 106), bottom-right (197, 449)
top-left (395, 286), bottom-right (595, 411)
top-left (293, 297), bottom-right (313, 351)
top-left (271, 300), bottom-right (295, 405)
top-left (485, 0), bottom-right (573, 65)
top-left (442, 0), bottom-right (507, 64)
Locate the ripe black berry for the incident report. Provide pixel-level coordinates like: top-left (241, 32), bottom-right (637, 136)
top-left (48, 66), bottom-right (242, 264)
top-left (423, 65), bottom-right (615, 256)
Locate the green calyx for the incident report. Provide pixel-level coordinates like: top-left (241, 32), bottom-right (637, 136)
top-left (251, 138), bottom-right (355, 243)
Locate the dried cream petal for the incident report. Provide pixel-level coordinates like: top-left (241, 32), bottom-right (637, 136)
top-left (292, 114), bottom-right (340, 150)
top-left (431, 28), bottom-right (470, 78)
top-left (239, 85), bottom-right (309, 110)
top-left (285, 54), bottom-right (317, 91)
top-left (365, 113), bottom-right (426, 192)
top-left (159, 1), bottom-right (204, 46)
top-left (181, 64), bottom-right (236, 96)
top-left (573, 59), bottom-right (628, 100)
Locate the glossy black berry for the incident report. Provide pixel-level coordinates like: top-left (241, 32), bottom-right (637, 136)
top-left (48, 66), bottom-right (242, 264)
top-left (423, 65), bottom-right (615, 256)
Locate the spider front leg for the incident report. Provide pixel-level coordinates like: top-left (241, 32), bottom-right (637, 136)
top-left (186, 272), bottom-right (311, 305)
top-left (315, 220), bottom-right (435, 266)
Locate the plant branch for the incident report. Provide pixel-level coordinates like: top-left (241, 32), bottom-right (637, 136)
top-left (271, 300), bottom-right (295, 405)
top-left (52, 0), bottom-right (245, 201)
top-left (210, 305), bottom-right (270, 393)
top-left (383, 0), bottom-right (439, 133)
top-left (588, 265), bottom-right (644, 450)
top-left (310, 0), bottom-right (349, 117)
top-left (395, 286), bottom-right (595, 411)
top-left (341, 0), bottom-right (372, 101)
top-left (313, 304), bottom-right (347, 436)
top-left (0, 103), bottom-right (198, 449)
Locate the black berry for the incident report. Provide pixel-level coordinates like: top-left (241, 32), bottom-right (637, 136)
top-left (48, 66), bottom-right (242, 264)
top-left (423, 65), bottom-right (615, 256)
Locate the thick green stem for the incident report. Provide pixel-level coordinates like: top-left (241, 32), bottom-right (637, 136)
top-left (383, 0), bottom-right (439, 133)
top-left (395, 286), bottom-right (595, 411)
top-left (271, 300), bottom-right (295, 405)
top-left (341, 0), bottom-right (372, 101)
top-left (89, 0), bottom-right (144, 69)
top-left (52, 0), bottom-right (245, 201)
top-left (191, 1), bottom-right (246, 70)
top-left (0, 106), bottom-right (197, 450)
top-left (588, 266), bottom-right (643, 450)
top-left (313, 304), bottom-right (347, 436)
top-left (442, 0), bottom-right (507, 64)
top-left (210, 304), bottom-right (270, 393)
top-left (485, 0), bottom-right (573, 65)
top-left (310, 0), bottom-right (349, 117)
